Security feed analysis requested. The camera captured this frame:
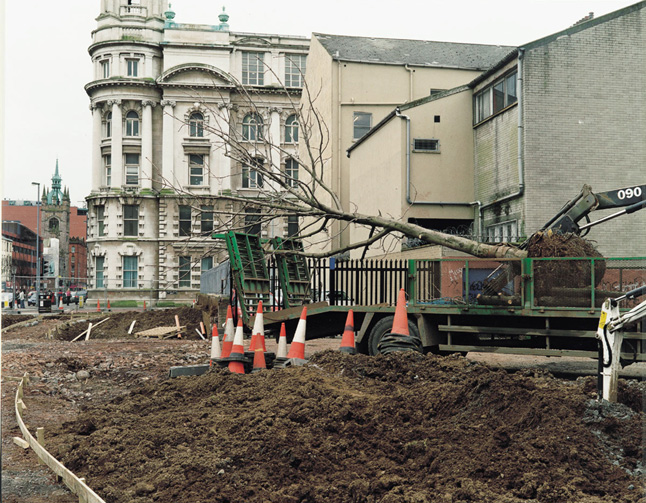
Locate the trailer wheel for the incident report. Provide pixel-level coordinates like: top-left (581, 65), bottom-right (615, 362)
top-left (368, 316), bottom-right (420, 356)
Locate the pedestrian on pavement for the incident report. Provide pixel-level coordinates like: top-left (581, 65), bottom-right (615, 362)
top-left (19, 290), bottom-right (25, 309)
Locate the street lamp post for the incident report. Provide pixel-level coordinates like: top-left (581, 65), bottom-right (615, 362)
top-left (32, 182), bottom-right (41, 312)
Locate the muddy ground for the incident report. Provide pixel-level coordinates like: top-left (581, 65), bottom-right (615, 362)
top-left (2, 309), bottom-right (645, 503)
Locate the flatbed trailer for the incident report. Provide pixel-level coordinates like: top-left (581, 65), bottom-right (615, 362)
top-left (216, 232), bottom-right (646, 361)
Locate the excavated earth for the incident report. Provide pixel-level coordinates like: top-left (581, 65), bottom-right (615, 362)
top-left (2, 310), bottom-right (646, 503)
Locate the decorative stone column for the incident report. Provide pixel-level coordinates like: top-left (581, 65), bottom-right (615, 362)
top-left (161, 100), bottom-right (176, 188)
top-left (109, 99), bottom-right (123, 187)
top-left (215, 103), bottom-right (233, 191)
top-left (269, 107), bottom-right (282, 179)
top-left (141, 100), bottom-right (156, 190)
top-left (90, 103), bottom-right (103, 190)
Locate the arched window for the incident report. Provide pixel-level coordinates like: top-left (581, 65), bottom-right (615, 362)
top-left (242, 113), bottom-right (263, 142)
top-left (189, 112), bottom-right (204, 137)
top-left (49, 218), bottom-right (59, 233)
top-left (125, 110), bottom-right (140, 137)
top-left (104, 112), bottom-right (112, 138)
top-left (285, 114), bottom-right (299, 143)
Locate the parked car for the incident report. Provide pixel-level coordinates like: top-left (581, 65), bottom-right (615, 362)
top-left (28, 291), bottom-right (37, 306)
top-left (71, 290), bottom-right (88, 304)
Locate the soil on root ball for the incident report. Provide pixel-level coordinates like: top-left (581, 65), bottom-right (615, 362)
top-left (46, 351), bottom-right (643, 503)
top-left (525, 231), bottom-right (607, 303)
top-left (54, 307), bottom-right (206, 341)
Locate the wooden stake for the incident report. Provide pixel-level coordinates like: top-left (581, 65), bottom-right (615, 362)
top-left (195, 328), bottom-right (206, 340)
top-left (71, 317), bottom-right (110, 342)
top-left (128, 320), bottom-right (137, 335)
top-left (13, 437), bottom-right (29, 449)
top-left (36, 428), bottom-right (45, 464)
top-left (85, 323), bottom-right (93, 341)
top-left (175, 315), bottom-right (182, 338)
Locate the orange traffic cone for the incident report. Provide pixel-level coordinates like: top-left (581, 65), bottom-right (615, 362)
top-left (227, 318), bottom-right (248, 374)
top-left (391, 288), bottom-right (409, 336)
top-left (58, 297), bottom-right (64, 311)
top-left (107, 299), bottom-right (111, 311)
top-left (276, 323), bottom-right (288, 358)
top-left (210, 325), bottom-right (221, 367)
top-left (96, 299), bottom-right (101, 312)
top-left (286, 306), bottom-right (307, 360)
top-left (339, 309), bottom-right (357, 354)
top-left (221, 305), bottom-right (235, 358)
top-left (143, 300), bottom-right (147, 311)
top-left (251, 346), bottom-right (267, 372)
top-left (249, 301), bottom-right (264, 352)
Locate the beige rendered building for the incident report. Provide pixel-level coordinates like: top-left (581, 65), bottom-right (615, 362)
top-left (85, 1), bottom-right (308, 300)
top-left (346, 2), bottom-right (646, 258)
top-left (302, 33), bottom-right (513, 251)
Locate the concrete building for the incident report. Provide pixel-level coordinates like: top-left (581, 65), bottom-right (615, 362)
top-left (346, 2), bottom-right (646, 258)
top-left (302, 33), bottom-right (513, 250)
top-left (85, 1), bottom-right (308, 299)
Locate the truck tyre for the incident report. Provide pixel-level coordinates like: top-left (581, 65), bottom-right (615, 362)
top-left (368, 316), bottom-right (420, 356)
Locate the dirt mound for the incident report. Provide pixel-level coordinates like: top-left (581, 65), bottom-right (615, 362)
top-left (46, 351), bottom-right (643, 503)
top-left (1, 314), bottom-right (34, 329)
top-left (54, 307), bottom-right (205, 341)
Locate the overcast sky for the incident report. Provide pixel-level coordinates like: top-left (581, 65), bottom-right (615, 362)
top-left (1, 0), bottom-right (638, 203)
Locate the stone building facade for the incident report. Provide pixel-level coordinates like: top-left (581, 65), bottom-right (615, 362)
top-left (85, 1), bottom-right (308, 299)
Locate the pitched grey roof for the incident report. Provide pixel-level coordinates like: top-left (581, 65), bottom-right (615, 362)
top-left (314, 33), bottom-right (515, 70)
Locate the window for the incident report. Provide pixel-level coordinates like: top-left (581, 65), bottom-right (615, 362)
top-left (245, 208), bottom-right (262, 235)
top-left (285, 158), bottom-right (299, 188)
top-left (101, 60), bottom-right (110, 79)
top-left (123, 256), bottom-right (138, 288)
top-left (179, 256), bottom-right (191, 287)
top-left (353, 112), bottom-right (372, 140)
top-left (242, 159), bottom-right (264, 189)
top-left (103, 154), bottom-right (112, 186)
top-left (96, 205), bottom-right (105, 236)
top-left (125, 153), bottom-right (139, 185)
top-left (201, 256), bottom-right (213, 272)
top-left (71, 246), bottom-right (76, 253)
top-left (486, 221), bottom-right (518, 243)
top-left (103, 112), bottom-right (112, 138)
top-left (242, 113), bottom-right (263, 141)
top-left (287, 215), bottom-right (299, 237)
top-left (123, 204), bottom-right (138, 236)
top-left (126, 58), bottom-right (139, 77)
top-left (242, 52), bottom-right (264, 85)
top-left (475, 71), bottom-right (518, 123)
top-left (413, 139), bottom-right (440, 152)
top-left (49, 218), bottom-right (59, 232)
top-left (285, 54), bottom-right (306, 87)
top-left (125, 111), bottom-right (140, 137)
top-left (96, 256), bottom-right (104, 288)
top-left (200, 205), bottom-right (214, 234)
top-left (285, 114), bottom-right (299, 143)
top-left (179, 205), bottom-right (191, 236)
top-left (189, 154), bottom-right (204, 185)
top-left (189, 112), bottom-right (204, 137)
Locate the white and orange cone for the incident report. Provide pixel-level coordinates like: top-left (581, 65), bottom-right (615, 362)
top-left (58, 297), bottom-right (64, 311)
top-left (210, 325), bottom-right (221, 367)
top-left (286, 306), bottom-right (307, 360)
top-left (227, 318), bottom-right (247, 374)
top-left (221, 305), bottom-right (235, 358)
top-left (339, 309), bottom-right (357, 354)
top-left (251, 346), bottom-right (267, 373)
top-left (276, 323), bottom-right (288, 358)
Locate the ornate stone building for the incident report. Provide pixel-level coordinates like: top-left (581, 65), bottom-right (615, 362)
top-left (85, 1), bottom-right (308, 299)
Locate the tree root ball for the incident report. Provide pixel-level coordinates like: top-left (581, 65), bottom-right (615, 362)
top-left (525, 231), bottom-right (606, 296)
